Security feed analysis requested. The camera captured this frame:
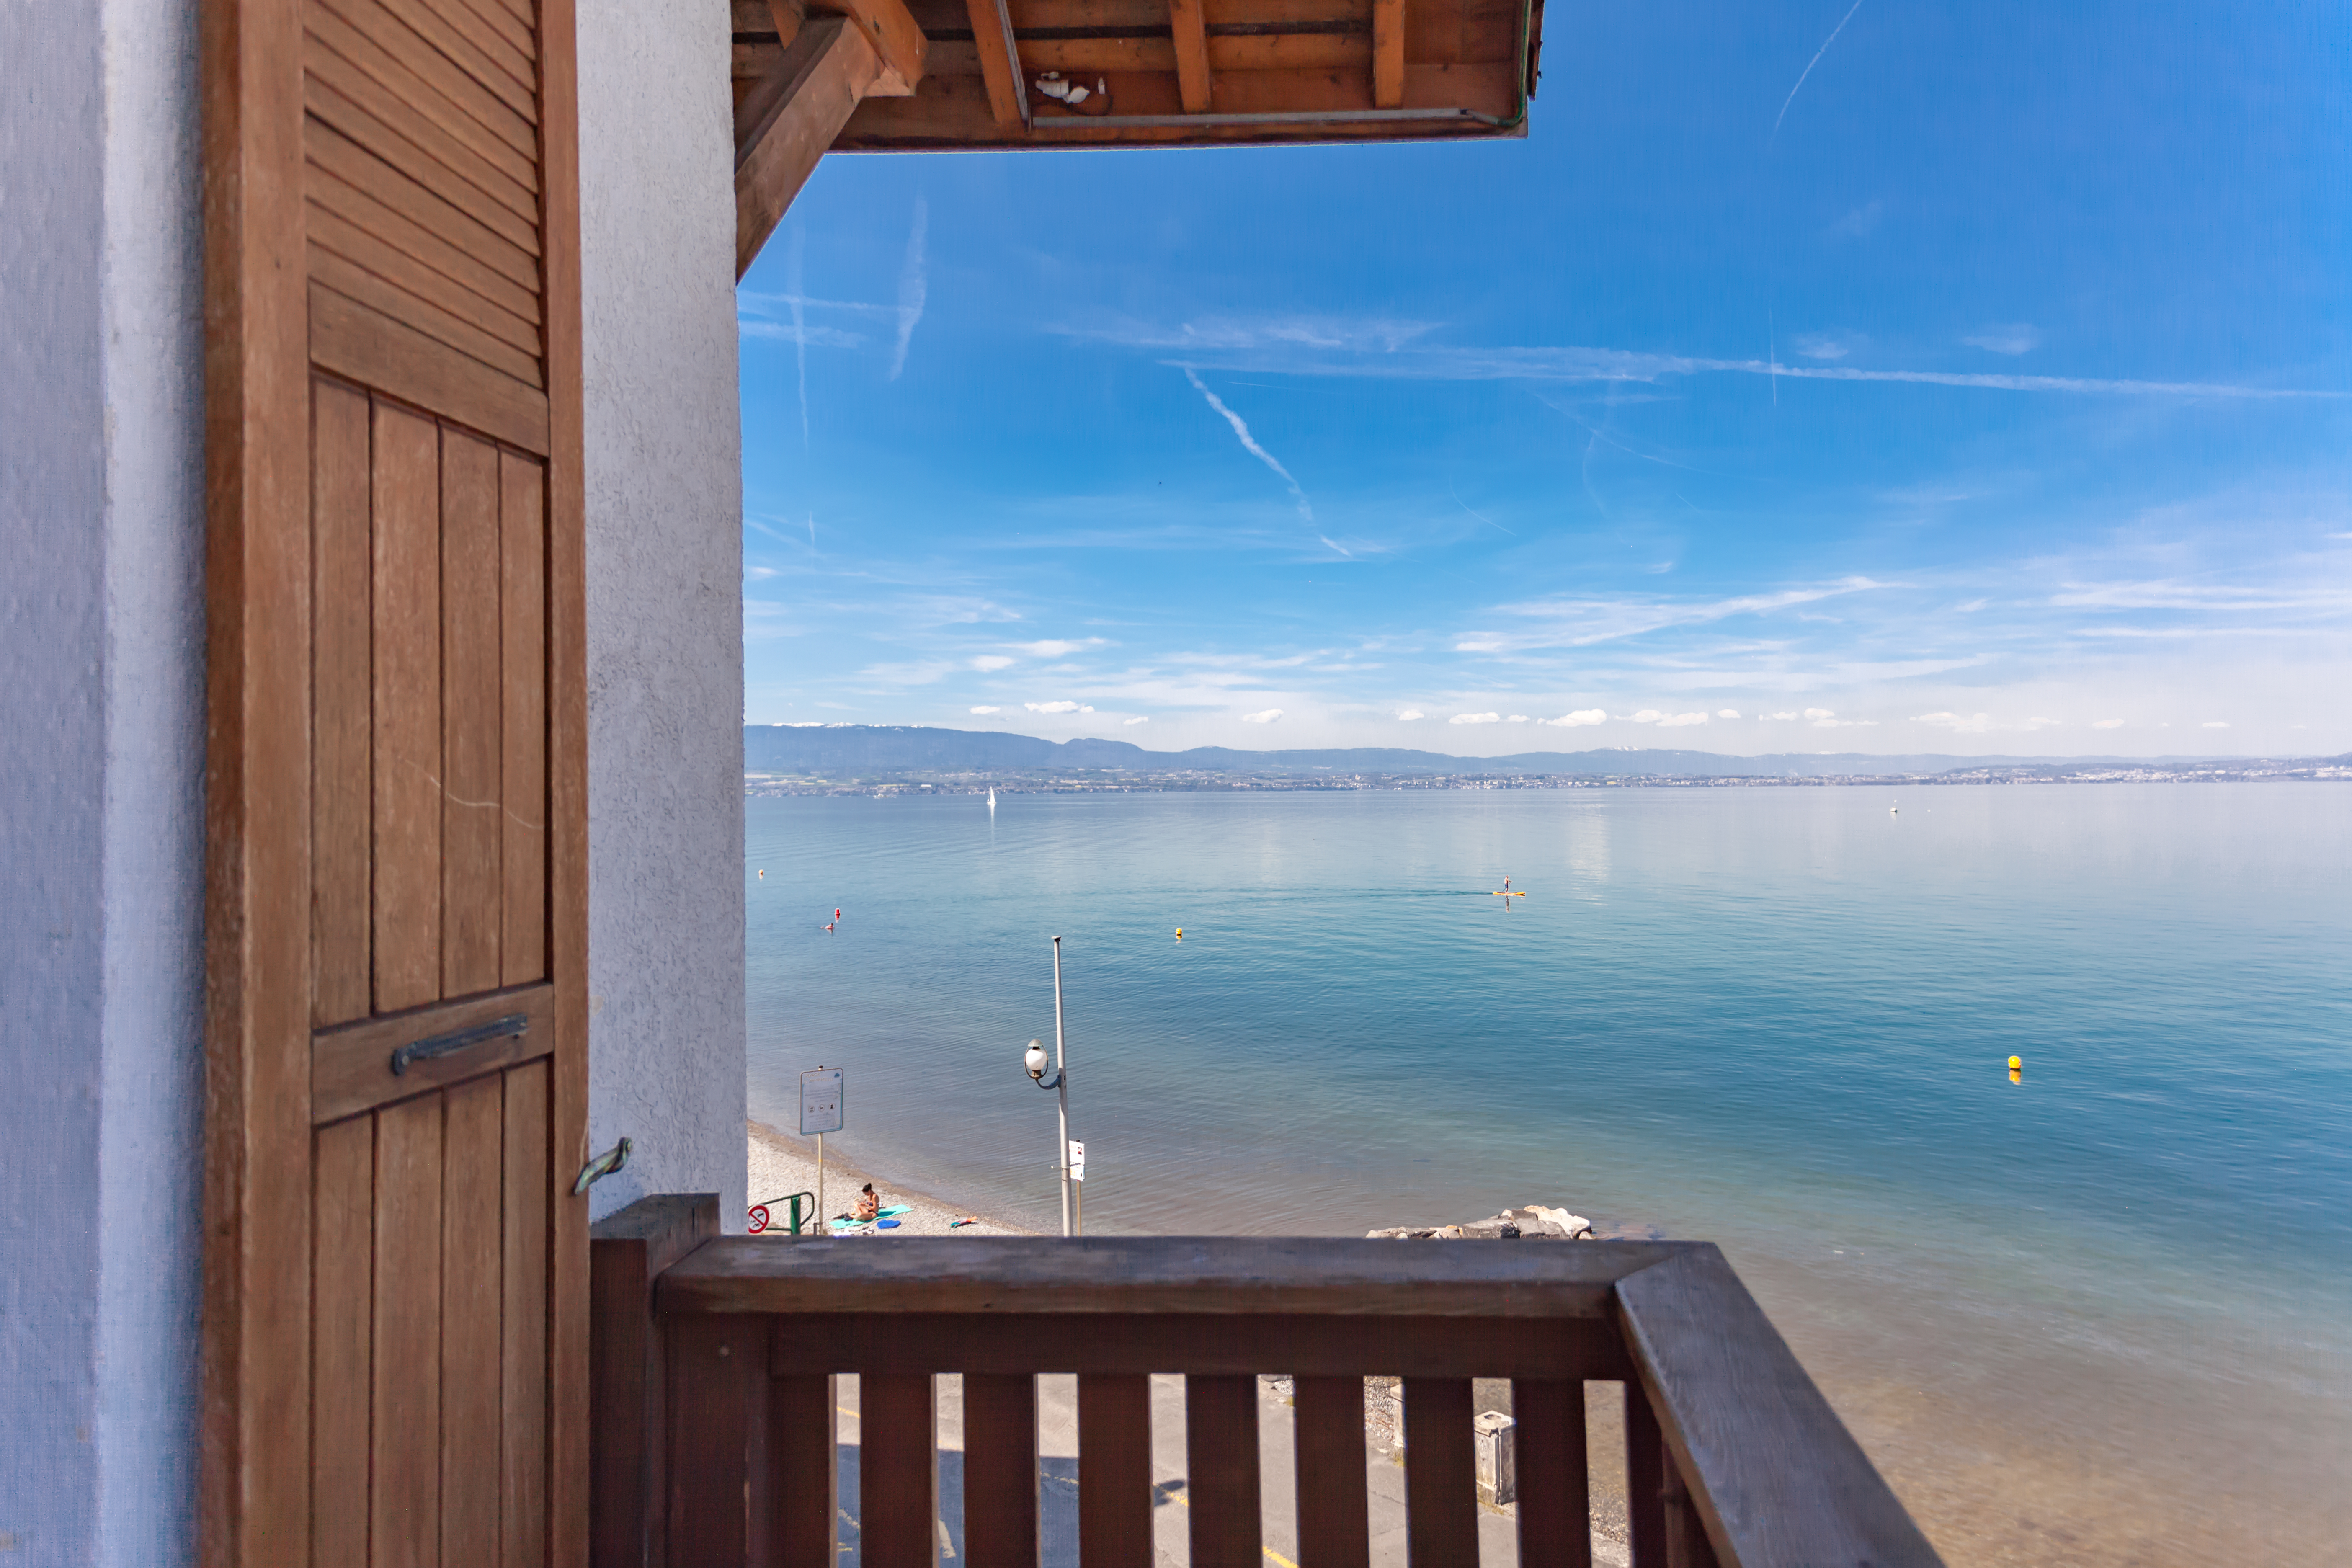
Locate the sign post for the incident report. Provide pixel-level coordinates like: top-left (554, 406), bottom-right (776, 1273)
top-left (800, 1067), bottom-right (844, 1229)
top-left (1068, 1139), bottom-right (1086, 1235)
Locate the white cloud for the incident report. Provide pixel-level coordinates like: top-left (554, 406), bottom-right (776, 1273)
top-left (2051, 580), bottom-right (2352, 612)
top-left (1026, 700), bottom-right (1093, 714)
top-left (2202, 720), bottom-right (2231, 729)
top-left (2092, 718), bottom-right (2124, 730)
top-left (1084, 319), bottom-right (2340, 400)
top-left (745, 565), bottom-right (779, 580)
top-left (970, 705), bottom-right (1002, 714)
top-left (737, 320), bottom-right (863, 349)
top-left (1913, 712), bottom-right (1992, 733)
top-left (1962, 324), bottom-right (2041, 355)
top-left (1488, 578), bottom-right (1885, 651)
top-left (1813, 717), bottom-right (1878, 728)
top-left (1397, 709), bottom-right (1425, 721)
top-left (1792, 333), bottom-right (1850, 361)
top-left (2023, 717), bottom-right (2063, 730)
top-left (1013, 638), bottom-right (1108, 657)
top-left (971, 655), bottom-right (1015, 671)
top-left (1717, 709), bottom-right (1741, 719)
top-left (1803, 708), bottom-right (1836, 720)
top-left (1826, 199), bottom-right (1884, 239)
top-left (1542, 709), bottom-right (1607, 727)
top-left (1450, 712), bottom-right (1501, 725)
top-left (1506, 715), bottom-right (1531, 723)
top-left (1056, 311), bottom-right (1438, 353)
top-left (1124, 715), bottom-right (1150, 725)
top-left (1767, 711), bottom-right (1800, 721)
top-left (1242, 708), bottom-right (1283, 724)
top-left (1656, 712), bottom-right (1709, 727)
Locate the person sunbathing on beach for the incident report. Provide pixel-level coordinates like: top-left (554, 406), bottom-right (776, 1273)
top-left (853, 1184), bottom-right (879, 1223)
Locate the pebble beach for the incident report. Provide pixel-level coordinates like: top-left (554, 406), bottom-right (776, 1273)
top-left (748, 1119), bottom-right (1035, 1237)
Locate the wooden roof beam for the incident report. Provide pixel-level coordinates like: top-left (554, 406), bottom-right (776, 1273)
top-left (809, 0), bottom-right (929, 93)
top-left (1372, 0), bottom-right (1403, 106)
top-left (736, 16), bottom-right (886, 276)
top-left (1169, 0), bottom-right (1212, 111)
top-left (962, 0), bottom-right (1030, 129)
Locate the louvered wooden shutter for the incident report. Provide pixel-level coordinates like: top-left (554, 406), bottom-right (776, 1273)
top-left (202, 0), bottom-right (588, 1562)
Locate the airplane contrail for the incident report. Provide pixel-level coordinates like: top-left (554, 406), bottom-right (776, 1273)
top-left (1773, 0), bottom-right (1867, 138)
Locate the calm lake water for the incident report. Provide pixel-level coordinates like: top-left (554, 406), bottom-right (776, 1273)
top-left (746, 784), bottom-right (2350, 1565)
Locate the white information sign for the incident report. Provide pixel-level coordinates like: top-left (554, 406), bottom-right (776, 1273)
top-left (1068, 1140), bottom-right (1086, 1182)
top-left (799, 1068), bottom-right (844, 1136)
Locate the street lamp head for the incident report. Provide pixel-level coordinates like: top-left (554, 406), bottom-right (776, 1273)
top-left (1024, 1040), bottom-right (1049, 1081)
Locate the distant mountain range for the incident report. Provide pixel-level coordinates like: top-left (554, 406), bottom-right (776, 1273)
top-left (742, 724), bottom-right (2275, 779)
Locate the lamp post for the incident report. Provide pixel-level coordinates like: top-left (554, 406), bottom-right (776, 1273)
top-left (1022, 934), bottom-right (1074, 1236)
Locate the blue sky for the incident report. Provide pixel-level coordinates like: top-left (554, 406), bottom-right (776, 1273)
top-left (737, 0), bottom-right (2349, 756)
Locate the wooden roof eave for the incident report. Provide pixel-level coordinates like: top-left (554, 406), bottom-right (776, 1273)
top-left (732, 0), bottom-right (1537, 153)
top-left (731, 0), bottom-right (1537, 264)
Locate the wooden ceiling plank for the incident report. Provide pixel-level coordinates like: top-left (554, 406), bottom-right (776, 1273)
top-left (1167, 0), bottom-right (1211, 111)
top-left (737, 16), bottom-right (887, 277)
top-left (766, 0), bottom-right (807, 46)
top-left (962, 0), bottom-right (1029, 129)
top-left (808, 0), bottom-right (928, 94)
top-left (1201, 0), bottom-right (1368, 24)
top-left (1210, 34), bottom-right (1366, 69)
top-left (1371, 0), bottom-right (1402, 106)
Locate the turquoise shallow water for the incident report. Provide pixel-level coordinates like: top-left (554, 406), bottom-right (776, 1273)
top-left (747, 784), bottom-right (2350, 1564)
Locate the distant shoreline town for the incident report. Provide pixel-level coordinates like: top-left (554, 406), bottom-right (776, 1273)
top-left (740, 724), bottom-right (2349, 798)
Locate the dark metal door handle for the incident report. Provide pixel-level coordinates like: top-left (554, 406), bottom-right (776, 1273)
top-left (389, 1013), bottom-right (529, 1077)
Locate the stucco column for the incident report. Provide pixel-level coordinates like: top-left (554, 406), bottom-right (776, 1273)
top-left (575, 0), bottom-right (752, 1230)
top-left (0, 0), bottom-right (206, 1562)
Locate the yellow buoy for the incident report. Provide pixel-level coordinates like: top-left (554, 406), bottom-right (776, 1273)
top-left (2008, 1055), bottom-right (2022, 1071)
top-left (1174, 927), bottom-right (1183, 939)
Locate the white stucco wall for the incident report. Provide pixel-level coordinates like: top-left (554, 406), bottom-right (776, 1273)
top-left (0, 1), bottom-right (206, 1563)
top-left (575, 0), bottom-right (750, 1230)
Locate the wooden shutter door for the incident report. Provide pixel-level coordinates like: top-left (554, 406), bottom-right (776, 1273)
top-left (202, 0), bottom-right (588, 1564)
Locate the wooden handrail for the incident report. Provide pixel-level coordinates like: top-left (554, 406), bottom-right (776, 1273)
top-left (1616, 1247), bottom-right (1942, 1568)
top-left (657, 1233), bottom-right (1681, 1318)
top-left (591, 1202), bottom-right (1944, 1568)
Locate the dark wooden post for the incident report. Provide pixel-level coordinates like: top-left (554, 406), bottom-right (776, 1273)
top-left (1659, 1443), bottom-right (1721, 1568)
top-left (1513, 1379), bottom-right (1592, 1568)
top-left (1401, 1378), bottom-right (1479, 1568)
top-left (590, 1194), bottom-right (720, 1568)
top-left (1625, 1382), bottom-right (1667, 1568)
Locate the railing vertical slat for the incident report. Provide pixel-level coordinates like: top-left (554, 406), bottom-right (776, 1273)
top-left (1513, 1378), bottom-right (1592, 1568)
top-left (1625, 1380), bottom-right (1668, 1568)
top-left (1400, 1377), bottom-right (1478, 1568)
top-left (770, 1372), bottom-right (837, 1568)
top-left (962, 1373), bottom-right (1041, 1568)
top-left (1661, 1444), bottom-right (1722, 1568)
top-left (1291, 1377), bottom-right (1371, 1568)
top-left (1185, 1375), bottom-right (1264, 1568)
top-left (1077, 1373), bottom-right (1155, 1567)
top-left (666, 1313), bottom-right (770, 1566)
top-left (863, 1373), bottom-right (942, 1568)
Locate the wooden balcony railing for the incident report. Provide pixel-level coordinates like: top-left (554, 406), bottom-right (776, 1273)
top-left (589, 1196), bottom-right (1941, 1568)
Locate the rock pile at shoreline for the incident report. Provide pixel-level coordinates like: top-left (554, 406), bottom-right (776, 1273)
top-left (1367, 1204), bottom-right (1595, 1240)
